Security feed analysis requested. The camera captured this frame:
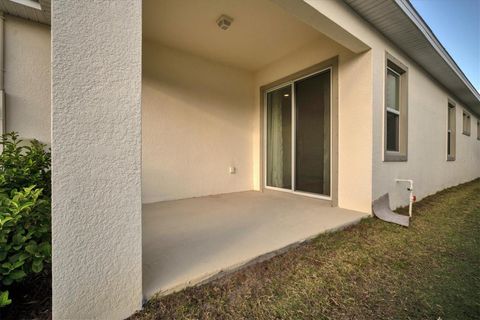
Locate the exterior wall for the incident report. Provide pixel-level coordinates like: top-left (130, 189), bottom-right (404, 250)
top-left (370, 24), bottom-right (480, 209)
top-left (51, 1), bottom-right (142, 319)
top-left (254, 33), bottom-right (373, 213)
top-left (373, 68), bottom-right (480, 208)
top-left (4, 16), bottom-right (50, 143)
top-left (142, 42), bottom-right (255, 203)
top-left (337, 51), bottom-right (372, 212)
top-left (6, 0), bottom-right (477, 213)
top-left (304, 0), bottom-right (480, 209)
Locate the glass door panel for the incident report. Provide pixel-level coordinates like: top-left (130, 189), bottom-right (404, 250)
top-left (266, 85), bottom-right (292, 189)
top-left (294, 71), bottom-right (331, 196)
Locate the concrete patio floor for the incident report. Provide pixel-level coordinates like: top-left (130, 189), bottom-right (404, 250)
top-left (142, 190), bottom-right (369, 298)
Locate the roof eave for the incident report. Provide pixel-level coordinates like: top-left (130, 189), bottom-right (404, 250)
top-left (344, 0), bottom-right (480, 116)
top-left (395, 0), bottom-right (480, 103)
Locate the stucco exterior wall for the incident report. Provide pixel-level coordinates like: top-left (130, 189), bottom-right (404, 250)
top-left (373, 60), bottom-right (480, 208)
top-left (368, 19), bottom-right (480, 209)
top-left (142, 42), bottom-right (255, 203)
top-left (143, 33), bottom-right (373, 213)
top-left (51, 1), bottom-right (142, 319)
top-left (337, 51), bottom-right (372, 212)
top-left (254, 33), bottom-right (373, 213)
top-left (304, 0), bottom-right (480, 209)
top-left (4, 16), bottom-right (50, 144)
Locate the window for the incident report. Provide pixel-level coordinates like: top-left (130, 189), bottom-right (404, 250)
top-left (386, 69), bottom-right (400, 151)
top-left (384, 53), bottom-right (408, 161)
top-left (447, 102), bottom-right (456, 161)
top-left (477, 120), bottom-right (480, 140)
top-left (463, 111), bottom-right (471, 136)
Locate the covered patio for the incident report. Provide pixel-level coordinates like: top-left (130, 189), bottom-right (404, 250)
top-left (143, 191), bottom-right (368, 298)
top-left (47, 0), bottom-right (374, 317)
top-left (141, 0), bottom-right (372, 301)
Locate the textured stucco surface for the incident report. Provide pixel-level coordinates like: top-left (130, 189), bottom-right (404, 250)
top-left (254, 34), bottom-right (373, 213)
top-left (304, 0), bottom-right (480, 209)
top-left (4, 16), bottom-right (51, 143)
top-left (142, 31), bottom-right (373, 213)
top-left (142, 42), bottom-right (255, 203)
top-left (51, 1), bottom-right (142, 319)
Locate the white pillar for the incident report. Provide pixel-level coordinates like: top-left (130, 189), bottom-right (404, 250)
top-left (51, 1), bottom-right (142, 319)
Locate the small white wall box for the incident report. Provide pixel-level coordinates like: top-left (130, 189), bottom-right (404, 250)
top-left (216, 15), bottom-right (234, 30)
top-left (229, 166), bottom-right (236, 174)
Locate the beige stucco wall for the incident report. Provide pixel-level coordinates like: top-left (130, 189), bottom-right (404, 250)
top-left (304, 0), bottom-right (480, 209)
top-left (6, 0), bottom-right (478, 216)
top-left (254, 33), bottom-right (373, 213)
top-left (4, 15), bottom-right (50, 144)
top-left (368, 19), bottom-right (480, 209)
top-left (142, 42), bottom-right (255, 203)
top-left (337, 51), bottom-right (372, 212)
top-left (51, 1), bottom-right (142, 319)
top-left (143, 32), bottom-right (373, 213)
top-left (373, 64), bottom-right (480, 208)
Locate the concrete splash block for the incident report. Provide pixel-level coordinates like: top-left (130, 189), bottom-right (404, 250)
top-left (372, 193), bottom-right (409, 227)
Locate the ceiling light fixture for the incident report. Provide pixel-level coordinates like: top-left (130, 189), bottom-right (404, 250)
top-left (216, 15), bottom-right (234, 30)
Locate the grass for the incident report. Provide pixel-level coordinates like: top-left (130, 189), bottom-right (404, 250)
top-left (130, 179), bottom-right (480, 320)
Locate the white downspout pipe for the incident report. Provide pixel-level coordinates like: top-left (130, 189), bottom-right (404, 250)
top-left (396, 179), bottom-right (414, 217)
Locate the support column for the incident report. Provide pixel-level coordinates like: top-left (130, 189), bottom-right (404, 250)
top-left (51, 1), bottom-right (142, 319)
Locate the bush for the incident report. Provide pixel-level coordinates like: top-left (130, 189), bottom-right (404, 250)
top-left (0, 133), bottom-right (51, 307)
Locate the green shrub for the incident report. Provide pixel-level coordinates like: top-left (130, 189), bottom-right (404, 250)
top-left (0, 133), bottom-right (51, 307)
top-left (0, 133), bottom-right (51, 197)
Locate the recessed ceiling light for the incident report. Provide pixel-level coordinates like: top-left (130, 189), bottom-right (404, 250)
top-left (284, 94), bottom-right (290, 97)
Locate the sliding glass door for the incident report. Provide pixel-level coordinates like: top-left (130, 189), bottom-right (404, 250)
top-left (295, 71), bottom-right (331, 196)
top-left (265, 69), bottom-right (331, 198)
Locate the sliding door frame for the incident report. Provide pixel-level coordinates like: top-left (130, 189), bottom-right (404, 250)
top-left (260, 57), bottom-right (339, 205)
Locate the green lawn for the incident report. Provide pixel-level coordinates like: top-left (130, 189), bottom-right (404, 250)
top-left (130, 179), bottom-right (480, 320)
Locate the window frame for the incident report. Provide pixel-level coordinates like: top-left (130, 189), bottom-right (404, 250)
top-left (260, 57), bottom-right (339, 206)
top-left (384, 53), bottom-right (408, 162)
top-left (477, 119), bottom-right (480, 140)
top-left (462, 110), bottom-right (471, 136)
top-left (447, 101), bottom-right (456, 161)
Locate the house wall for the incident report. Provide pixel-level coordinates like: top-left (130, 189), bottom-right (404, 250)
top-left (254, 34), bottom-right (373, 213)
top-left (51, 1), bottom-right (142, 318)
top-left (304, 0), bottom-right (480, 209)
top-left (373, 69), bottom-right (480, 208)
top-left (143, 35), bottom-right (374, 213)
top-left (4, 15), bottom-right (51, 144)
top-left (142, 42), bottom-right (255, 203)
top-left (6, 0), bottom-right (478, 213)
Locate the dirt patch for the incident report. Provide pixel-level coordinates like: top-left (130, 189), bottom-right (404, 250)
top-left (0, 270), bottom-right (51, 320)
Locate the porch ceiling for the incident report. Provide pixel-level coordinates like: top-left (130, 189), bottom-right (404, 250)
top-left (142, 190), bottom-right (368, 298)
top-left (143, 0), bottom-right (324, 71)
